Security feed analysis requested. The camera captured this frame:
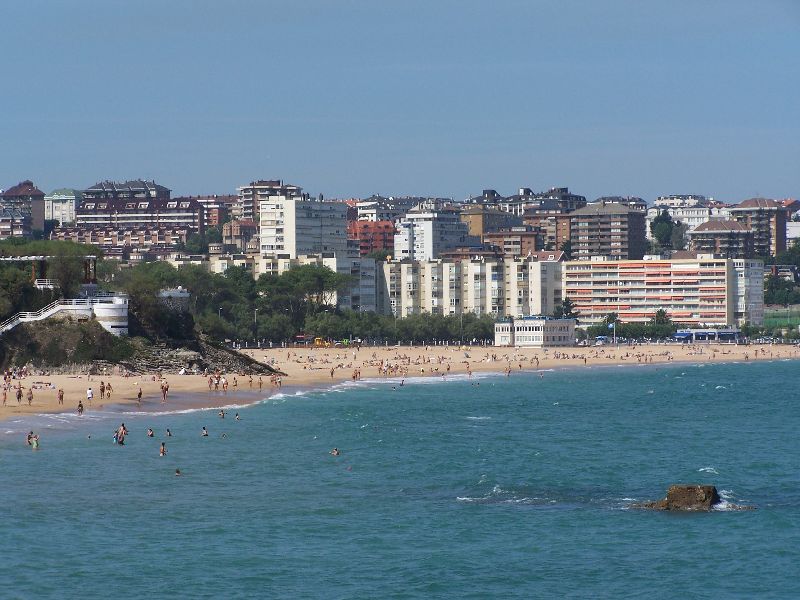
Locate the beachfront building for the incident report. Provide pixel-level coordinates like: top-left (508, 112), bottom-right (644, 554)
top-left (562, 255), bottom-right (764, 327)
top-left (378, 255), bottom-right (564, 319)
top-left (236, 179), bottom-right (302, 222)
top-left (728, 198), bottom-right (787, 257)
top-left (394, 207), bottom-right (476, 261)
top-left (494, 316), bottom-right (576, 348)
top-left (44, 188), bottom-right (82, 226)
top-left (1, 180), bottom-right (45, 232)
top-left (258, 195), bottom-right (348, 258)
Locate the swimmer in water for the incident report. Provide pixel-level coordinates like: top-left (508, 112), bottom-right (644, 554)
top-left (147, 428), bottom-right (154, 437)
top-left (175, 469), bottom-right (182, 476)
top-left (166, 428), bottom-right (172, 437)
top-left (235, 413), bottom-right (240, 421)
top-left (160, 442), bottom-right (167, 456)
top-left (330, 448), bottom-right (340, 456)
top-left (201, 427), bottom-right (209, 437)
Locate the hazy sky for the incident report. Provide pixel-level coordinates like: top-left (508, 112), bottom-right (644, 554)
top-left (1, 0), bottom-right (797, 202)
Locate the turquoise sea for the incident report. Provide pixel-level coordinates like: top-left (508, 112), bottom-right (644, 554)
top-left (1, 360), bottom-right (798, 598)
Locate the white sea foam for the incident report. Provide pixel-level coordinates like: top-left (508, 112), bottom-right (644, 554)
top-left (698, 466), bottom-right (719, 474)
top-left (465, 416), bottom-right (491, 420)
top-left (715, 385), bottom-right (727, 390)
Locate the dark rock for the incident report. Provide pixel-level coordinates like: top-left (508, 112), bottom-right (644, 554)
top-left (631, 485), bottom-right (755, 511)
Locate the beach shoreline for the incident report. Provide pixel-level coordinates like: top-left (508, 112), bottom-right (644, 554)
top-left (2, 342), bottom-right (797, 423)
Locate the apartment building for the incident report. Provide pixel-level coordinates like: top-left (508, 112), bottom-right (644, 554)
top-left (259, 195), bottom-right (348, 258)
top-left (0, 208), bottom-right (31, 239)
top-left (222, 219), bottom-right (258, 252)
top-left (654, 194), bottom-right (710, 208)
top-left (569, 203), bottom-right (647, 260)
top-left (688, 220), bottom-right (754, 258)
top-left (728, 198), bottom-right (787, 257)
top-left (394, 208), bottom-right (476, 260)
top-left (53, 226), bottom-right (191, 251)
top-left (645, 205), bottom-right (730, 241)
top-left (483, 226), bottom-right (543, 257)
top-left (562, 256), bottom-right (764, 327)
top-left (83, 180), bottom-right (170, 202)
top-left (1, 180), bottom-right (45, 232)
top-left (460, 205), bottom-right (523, 240)
top-left (379, 256), bottom-right (563, 319)
top-left (347, 220), bottom-right (395, 257)
top-left (173, 195), bottom-right (233, 227)
top-left (237, 180), bottom-right (302, 222)
top-left (74, 197), bottom-right (204, 233)
top-left (355, 196), bottom-right (419, 222)
top-left (44, 188), bottom-right (82, 226)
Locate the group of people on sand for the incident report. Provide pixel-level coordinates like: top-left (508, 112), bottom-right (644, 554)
top-left (2, 384), bottom-right (34, 407)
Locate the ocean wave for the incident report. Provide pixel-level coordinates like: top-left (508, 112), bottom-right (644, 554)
top-left (465, 416), bottom-right (491, 420)
top-left (698, 466), bottom-right (719, 474)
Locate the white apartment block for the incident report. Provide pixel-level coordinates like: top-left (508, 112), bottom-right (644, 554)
top-left (44, 188), bottom-right (82, 226)
top-left (379, 257), bottom-right (563, 319)
top-left (562, 256), bottom-right (764, 327)
top-left (236, 180), bottom-right (302, 222)
top-left (394, 209), bottom-right (475, 260)
top-left (259, 197), bottom-right (349, 258)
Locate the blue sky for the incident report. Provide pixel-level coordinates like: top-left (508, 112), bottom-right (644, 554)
top-left (1, 0), bottom-right (797, 202)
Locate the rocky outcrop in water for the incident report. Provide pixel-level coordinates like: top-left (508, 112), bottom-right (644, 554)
top-left (631, 485), bottom-right (754, 511)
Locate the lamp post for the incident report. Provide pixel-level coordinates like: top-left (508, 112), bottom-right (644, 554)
top-left (254, 308), bottom-right (259, 342)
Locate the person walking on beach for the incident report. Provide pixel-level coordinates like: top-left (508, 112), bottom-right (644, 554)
top-left (99, 381), bottom-right (105, 399)
top-left (57, 388), bottom-right (64, 405)
top-left (137, 387), bottom-right (142, 404)
top-left (16, 386), bottom-right (23, 405)
top-left (2, 387), bottom-right (6, 406)
top-left (86, 387), bottom-right (93, 405)
top-left (77, 401), bottom-right (84, 416)
top-left (106, 382), bottom-right (113, 398)
top-left (26, 388), bottom-right (33, 406)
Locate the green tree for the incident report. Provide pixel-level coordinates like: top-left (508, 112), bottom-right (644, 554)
top-left (650, 210), bottom-right (675, 248)
top-left (553, 297), bottom-right (580, 321)
top-left (559, 239), bottom-right (573, 260)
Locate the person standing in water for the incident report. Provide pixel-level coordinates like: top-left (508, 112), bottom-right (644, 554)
top-left (159, 442), bottom-right (167, 456)
top-left (77, 401), bottom-right (84, 416)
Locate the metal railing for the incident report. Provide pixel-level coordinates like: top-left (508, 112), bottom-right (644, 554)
top-left (0, 296), bottom-right (126, 335)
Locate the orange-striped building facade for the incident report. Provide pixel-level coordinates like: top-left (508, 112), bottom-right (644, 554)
top-left (563, 256), bottom-right (763, 327)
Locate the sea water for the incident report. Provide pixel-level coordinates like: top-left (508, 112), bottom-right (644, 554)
top-left (1, 360), bottom-right (798, 598)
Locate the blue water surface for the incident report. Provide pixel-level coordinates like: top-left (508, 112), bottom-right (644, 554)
top-left (1, 360), bottom-right (798, 599)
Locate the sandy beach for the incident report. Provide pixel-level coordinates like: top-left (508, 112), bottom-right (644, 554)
top-left (2, 341), bottom-right (797, 422)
